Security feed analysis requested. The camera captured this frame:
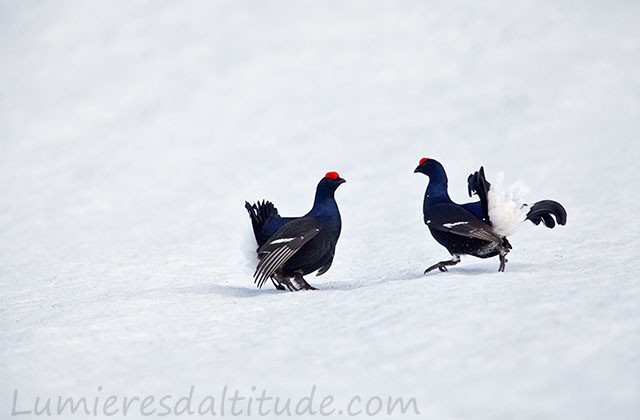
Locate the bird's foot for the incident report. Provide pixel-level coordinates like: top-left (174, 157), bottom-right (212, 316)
top-left (424, 263), bottom-right (449, 274)
top-left (282, 278), bottom-right (299, 291)
top-left (271, 278), bottom-right (286, 291)
top-left (424, 255), bottom-right (461, 275)
top-left (498, 256), bottom-right (508, 272)
top-left (498, 248), bottom-right (509, 272)
top-left (293, 274), bottom-right (317, 291)
top-left (273, 274), bottom-right (299, 291)
top-left (424, 264), bottom-right (447, 274)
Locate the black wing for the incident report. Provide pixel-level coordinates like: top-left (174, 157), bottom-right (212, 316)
top-left (254, 218), bottom-right (321, 288)
top-left (425, 203), bottom-right (503, 243)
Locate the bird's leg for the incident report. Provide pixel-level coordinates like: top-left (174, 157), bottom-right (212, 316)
top-left (293, 273), bottom-right (317, 290)
top-left (281, 278), bottom-right (298, 292)
top-left (270, 277), bottom-right (286, 291)
top-left (424, 254), bottom-right (461, 274)
top-left (498, 247), bottom-right (510, 272)
top-left (274, 273), bottom-right (298, 291)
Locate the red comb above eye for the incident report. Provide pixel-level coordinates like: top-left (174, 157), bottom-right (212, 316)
top-left (419, 157), bottom-right (428, 165)
top-left (325, 171), bottom-right (340, 180)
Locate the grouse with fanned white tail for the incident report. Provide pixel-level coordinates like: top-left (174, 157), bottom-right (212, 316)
top-left (245, 172), bottom-right (346, 291)
top-left (414, 157), bottom-right (566, 273)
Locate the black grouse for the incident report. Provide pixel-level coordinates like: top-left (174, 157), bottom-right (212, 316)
top-left (245, 172), bottom-right (346, 291)
top-left (414, 157), bottom-right (567, 273)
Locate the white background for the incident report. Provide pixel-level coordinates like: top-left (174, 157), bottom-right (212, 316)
top-left (1, 1), bottom-right (639, 419)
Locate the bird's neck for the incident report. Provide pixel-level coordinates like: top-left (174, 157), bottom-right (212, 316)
top-left (424, 169), bottom-right (452, 208)
top-left (308, 186), bottom-right (341, 219)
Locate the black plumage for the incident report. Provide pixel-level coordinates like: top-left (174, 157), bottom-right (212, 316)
top-left (415, 157), bottom-right (567, 273)
top-left (245, 172), bottom-right (345, 291)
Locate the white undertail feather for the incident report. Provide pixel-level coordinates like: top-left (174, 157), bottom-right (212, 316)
top-left (240, 218), bottom-right (260, 276)
top-left (487, 172), bottom-right (529, 237)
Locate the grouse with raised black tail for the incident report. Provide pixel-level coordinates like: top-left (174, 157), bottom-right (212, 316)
top-left (245, 172), bottom-right (346, 291)
top-left (414, 157), bottom-right (566, 273)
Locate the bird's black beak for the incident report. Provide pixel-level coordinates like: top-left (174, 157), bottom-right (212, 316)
top-left (414, 166), bottom-right (422, 174)
top-left (337, 177), bottom-right (346, 185)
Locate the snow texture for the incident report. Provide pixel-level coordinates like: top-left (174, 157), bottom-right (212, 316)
top-left (1, 1), bottom-right (640, 420)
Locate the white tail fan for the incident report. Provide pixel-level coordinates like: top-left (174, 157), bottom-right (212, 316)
top-left (487, 172), bottom-right (529, 237)
top-left (240, 218), bottom-right (260, 276)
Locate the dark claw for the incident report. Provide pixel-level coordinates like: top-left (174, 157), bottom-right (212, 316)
top-left (424, 255), bottom-right (460, 275)
top-left (293, 274), bottom-right (317, 291)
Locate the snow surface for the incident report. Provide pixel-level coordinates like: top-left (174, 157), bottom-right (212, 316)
top-left (1, 1), bottom-right (640, 419)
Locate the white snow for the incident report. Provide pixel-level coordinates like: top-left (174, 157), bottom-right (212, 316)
top-left (2, 1), bottom-right (640, 419)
